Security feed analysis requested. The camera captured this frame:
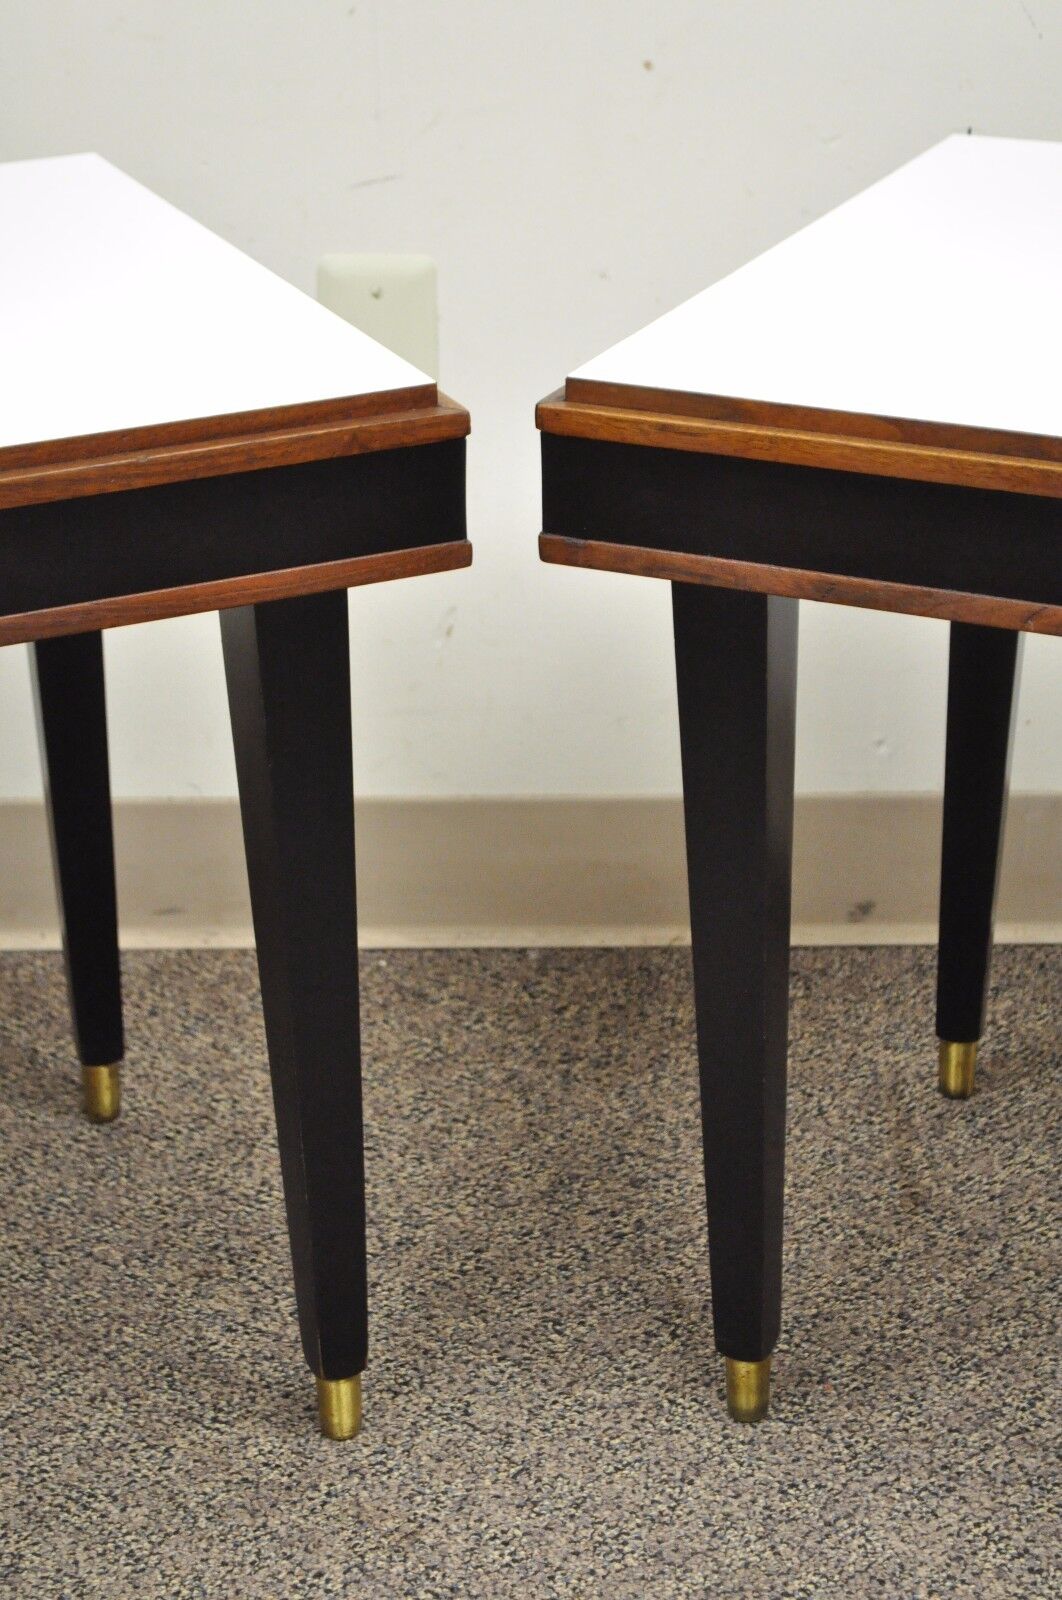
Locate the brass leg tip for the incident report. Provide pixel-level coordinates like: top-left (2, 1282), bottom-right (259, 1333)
top-left (316, 1375), bottom-right (362, 1440)
top-left (938, 1040), bottom-right (977, 1099)
top-left (82, 1064), bottom-right (121, 1123)
top-left (725, 1357), bottom-right (771, 1423)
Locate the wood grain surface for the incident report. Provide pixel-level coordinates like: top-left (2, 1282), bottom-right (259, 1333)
top-left (0, 540), bottom-right (472, 648)
top-left (539, 390), bottom-right (1062, 500)
top-left (0, 390), bottom-right (468, 510)
top-left (539, 534), bottom-right (1062, 636)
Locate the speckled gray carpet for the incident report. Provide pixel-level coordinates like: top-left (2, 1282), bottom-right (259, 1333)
top-left (0, 947), bottom-right (1058, 1599)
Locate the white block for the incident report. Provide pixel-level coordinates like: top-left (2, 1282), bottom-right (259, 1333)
top-left (317, 253), bottom-right (439, 380)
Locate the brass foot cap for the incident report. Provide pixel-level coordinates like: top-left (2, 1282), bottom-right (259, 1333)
top-left (83, 1064), bottom-right (121, 1123)
top-left (938, 1040), bottom-right (977, 1100)
top-left (316, 1375), bottom-right (362, 1440)
top-left (726, 1357), bottom-right (771, 1423)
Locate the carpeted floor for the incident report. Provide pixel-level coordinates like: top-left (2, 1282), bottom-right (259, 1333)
top-left (0, 947), bottom-right (1058, 1599)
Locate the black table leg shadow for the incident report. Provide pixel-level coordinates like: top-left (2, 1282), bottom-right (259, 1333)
top-left (672, 582), bottom-right (798, 1422)
top-left (221, 590), bottom-right (367, 1440)
top-left (936, 623), bottom-right (1023, 1099)
top-left (31, 631), bottom-right (124, 1122)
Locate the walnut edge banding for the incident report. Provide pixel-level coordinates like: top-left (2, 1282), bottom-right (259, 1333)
top-left (563, 378), bottom-right (1062, 466)
top-left (0, 388), bottom-right (469, 510)
top-left (538, 389), bottom-right (1062, 500)
top-left (539, 535), bottom-right (1062, 638)
top-left (0, 541), bottom-right (473, 647)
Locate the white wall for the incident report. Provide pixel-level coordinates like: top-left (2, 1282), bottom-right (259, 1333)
top-left (1, 1), bottom-right (1059, 800)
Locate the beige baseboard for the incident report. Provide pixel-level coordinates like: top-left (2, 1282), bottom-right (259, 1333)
top-left (0, 795), bottom-right (1058, 948)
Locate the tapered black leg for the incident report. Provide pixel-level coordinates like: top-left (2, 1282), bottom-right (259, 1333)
top-left (672, 583), bottom-right (798, 1421)
top-left (221, 590), bottom-right (367, 1438)
top-left (30, 632), bottom-right (124, 1121)
top-left (935, 622), bottom-right (1023, 1098)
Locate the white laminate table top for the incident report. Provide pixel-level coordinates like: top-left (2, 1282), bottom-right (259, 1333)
top-left (0, 154), bottom-right (430, 453)
top-left (571, 135), bottom-right (1062, 444)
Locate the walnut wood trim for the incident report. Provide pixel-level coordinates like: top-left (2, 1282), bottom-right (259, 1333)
top-left (0, 390), bottom-right (469, 510)
top-left (538, 391), bottom-right (1062, 500)
top-left (0, 385), bottom-right (437, 472)
top-left (539, 534), bottom-right (1062, 636)
top-left (564, 378), bottom-right (1062, 465)
top-left (0, 540), bottom-right (473, 647)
